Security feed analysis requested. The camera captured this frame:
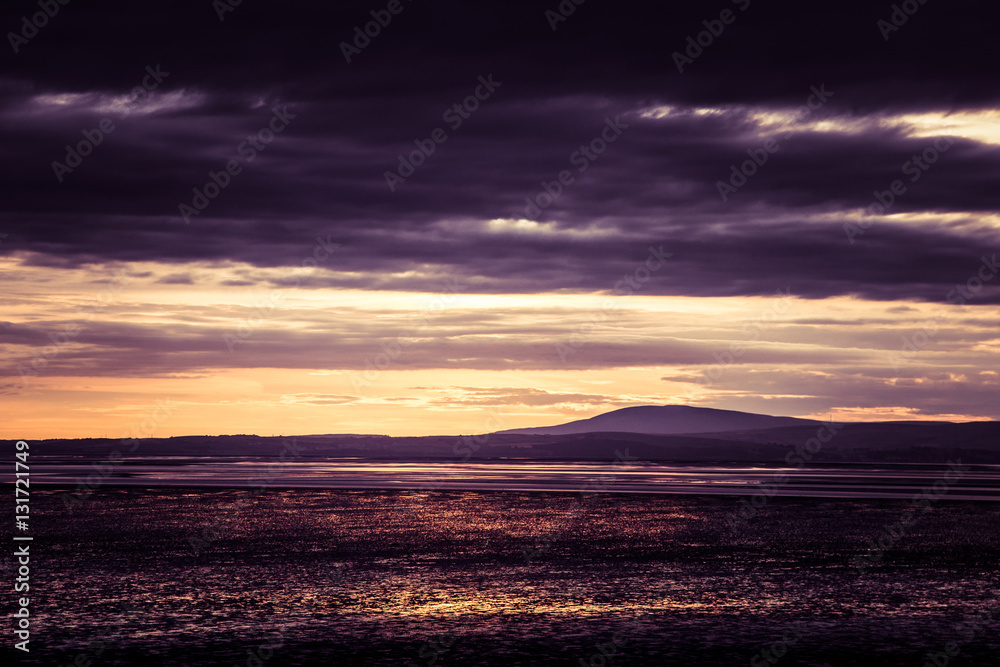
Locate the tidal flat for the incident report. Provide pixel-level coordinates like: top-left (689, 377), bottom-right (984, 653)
top-left (12, 488), bottom-right (1000, 666)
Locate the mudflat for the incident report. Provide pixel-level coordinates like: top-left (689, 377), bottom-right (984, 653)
top-left (14, 487), bottom-right (1000, 666)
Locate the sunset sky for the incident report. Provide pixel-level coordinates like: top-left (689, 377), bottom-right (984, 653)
top-left (2, 0), bottom-right (999, 438)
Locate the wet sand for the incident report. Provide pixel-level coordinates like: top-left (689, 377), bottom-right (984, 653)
top-left (10, 487), bottom-right (1000, 666)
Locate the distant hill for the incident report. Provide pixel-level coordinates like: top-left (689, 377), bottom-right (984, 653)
top-left (497, 405), bottom-right (820, 435)
top-left (14, 420), bottom-right (1000, 464)
top-left (11, 405), bottom-right (1000, 466)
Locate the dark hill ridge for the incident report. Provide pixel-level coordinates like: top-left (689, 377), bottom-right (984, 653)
top-left (13, 421), bottom-right (1000, 464)
top-left (11, 407), bottom-right (1000, 464)
top-left (497, 405), bottom-right (820, 435)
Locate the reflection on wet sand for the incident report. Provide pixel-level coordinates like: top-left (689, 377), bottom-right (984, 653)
top-left (25, 458), bottom-right (1000, 500)
top-left (20, 488), bottom-right (1000, 666)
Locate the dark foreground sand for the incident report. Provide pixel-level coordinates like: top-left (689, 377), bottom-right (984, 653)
top-left (8, 487), bottom-right (1000, 666)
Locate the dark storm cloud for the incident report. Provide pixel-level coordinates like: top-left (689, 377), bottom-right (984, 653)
top-left (2, 0), bottom-right (999, 301)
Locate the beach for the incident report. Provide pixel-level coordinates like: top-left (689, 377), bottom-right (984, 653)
top-left (11, 486), bottom-right (1000, 666)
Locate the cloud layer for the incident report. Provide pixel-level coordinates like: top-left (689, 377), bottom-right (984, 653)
top-left (2, 0), bottom-right (999, 433)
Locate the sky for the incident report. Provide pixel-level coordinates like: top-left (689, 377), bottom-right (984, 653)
top-left (2, 0), bottom-right (999, 438)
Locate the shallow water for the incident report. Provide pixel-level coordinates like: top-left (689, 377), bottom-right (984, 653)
top-left (24, 457), bottom-right (1000, 500)
top-left (9, 488), bottom-right (1000, 665)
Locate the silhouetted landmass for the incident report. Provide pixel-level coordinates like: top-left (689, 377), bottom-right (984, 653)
top-left (498, 405), bottom-right (819, 435)
top-left (10, 420), bottom-right (1000, 464)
